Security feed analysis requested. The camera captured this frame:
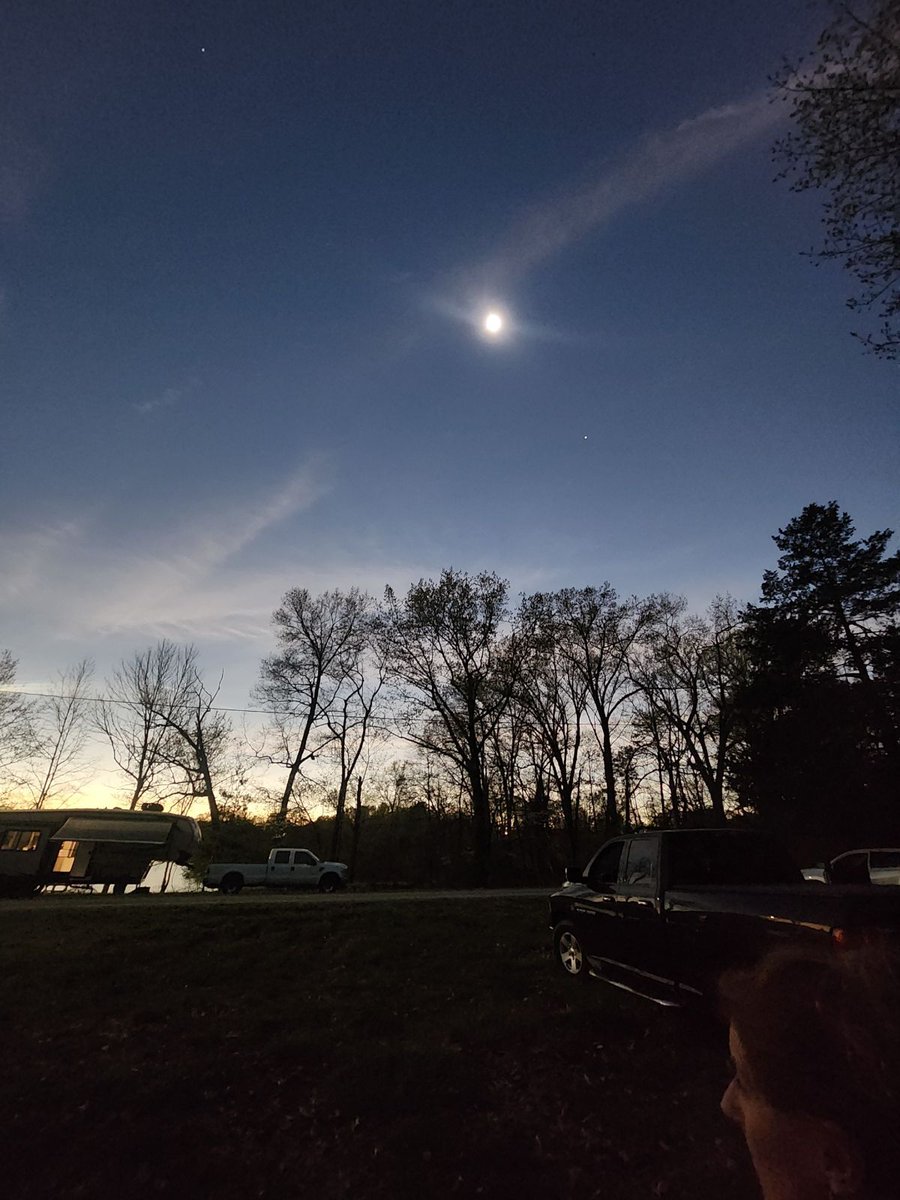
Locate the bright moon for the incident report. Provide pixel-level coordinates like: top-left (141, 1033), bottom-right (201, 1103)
top-left (483, 311), bottom-right (503, 335)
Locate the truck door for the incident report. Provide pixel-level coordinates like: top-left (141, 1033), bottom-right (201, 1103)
top-left (576, 840), bottom-right (625, 972)
top-left (291, 850), bottom-right (319, 887)
top-left (828, 851), bottom-right (870, 884)
top-left (268, 849), bottom-right (293, 885)
top-left (869, 850), bottom-right (900, 886)
top-left (615, 835), bottom-right (675, 998)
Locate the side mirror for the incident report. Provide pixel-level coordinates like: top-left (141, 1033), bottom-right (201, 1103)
top-left (564, 864), bottom-right (583, 885)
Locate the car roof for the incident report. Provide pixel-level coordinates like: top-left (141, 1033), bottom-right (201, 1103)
top-left (834, 847), bottom-right (900, 856)
top-left (619, 828), bottom-right (775, 837)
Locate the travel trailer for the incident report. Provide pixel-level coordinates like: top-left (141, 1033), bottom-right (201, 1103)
top-left (0, 808), bottom-right (201, 897)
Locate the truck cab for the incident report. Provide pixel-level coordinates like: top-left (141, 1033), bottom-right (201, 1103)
top-left (548, 828), bottom-right (890, 1006)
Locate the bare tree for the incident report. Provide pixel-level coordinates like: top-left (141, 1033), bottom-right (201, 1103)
top-left (348, 775), bottom-right (365, 880)
top-left (611, 742), bottom-right (657, 830)
top-left (378, 569), bottom-right (521, 885)
top-left (773, 1), bottom-right (900, 357)
top-left (254, 588), bottom-right (373, 825)
top-left (96, 642), bottom-right (185, 809)
top-left (632, 699), bottom-right (694, 827)
top-left (516, 592), bottom-right (590, 859)
top-left (154, 649), bottom-right (229, 827)
top-left (324, 650), bottom-right (385, 860)
top-left (553, 586), bottom-right (655, 833)
top-left (486, 691), bottom-right (531, 842)
top-left (27, 659), bottom-right (94, 809)
top-left (0, 650), bottom-right (37, 799)
top-left (634, 596), bottom-right (745, 824)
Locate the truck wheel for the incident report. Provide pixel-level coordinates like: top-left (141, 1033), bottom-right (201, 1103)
top-left (219, 873), bottom-right (244, 895)
top-left (318, 873), bottom-right (342, 894)
top-left (554, 922), bottom-right (589, 981)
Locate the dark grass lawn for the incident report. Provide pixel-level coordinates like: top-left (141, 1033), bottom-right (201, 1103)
top-left (0, 894), bottom-right (758, 1200)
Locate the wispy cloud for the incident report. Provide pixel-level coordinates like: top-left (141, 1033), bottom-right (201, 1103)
top-left (0, 128), bottom-right (49, 223)
top-left (171, 459), bottom-right (332, 579)
top-left (470, 90), bottom-right (782, 287)
top-left (134, 377), bottom-right (199, 415)
top-left (0, 520), bottom-right (87, 606)
top-left (0, 457), bottom-right (335, 646)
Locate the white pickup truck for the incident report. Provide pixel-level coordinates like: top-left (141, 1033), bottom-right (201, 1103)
top-left (203, 848), bottom-right (348, 895)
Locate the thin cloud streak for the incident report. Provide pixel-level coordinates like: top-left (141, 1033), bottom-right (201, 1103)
top-left (475, 90), bottom-right (782, 286)
top-left (0, 521), bottom-right (86, 605)
top-left (173, 457), bottom-right (333, 578)
top-left (0, 458), bottom-right (334, 644)
top-left (89, 457), bottom-right (334, 636)
top-left (134, 378), bottom-right (200, 415)
top-left (0, 128), bottom-right (49, 222)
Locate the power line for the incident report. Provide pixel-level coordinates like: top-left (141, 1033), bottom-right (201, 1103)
top-left (2, 688), bottom-right (285, 718)
top-left (3, 689), bottom-right (403, 734)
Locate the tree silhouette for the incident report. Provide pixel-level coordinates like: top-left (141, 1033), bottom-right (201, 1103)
top-left (759, 500), bottom-right (900, 756)
top-left (378, 570), bottom-right (519, 885)
top-left (254, 588), bottom-right (372, 826)
top-left (773, 1), bottom-right (900, 357)
top-left (736, 501), bottom-right (900, 841)
top-left (0, 650), bottom-right (36, 798)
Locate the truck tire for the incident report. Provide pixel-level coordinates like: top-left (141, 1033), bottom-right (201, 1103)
top-left (318, 872), bottom-right (342, 894)
top-left (554, 921), bottom-right (589, 981)
top-left (219, 873), bottom-right (244, 895)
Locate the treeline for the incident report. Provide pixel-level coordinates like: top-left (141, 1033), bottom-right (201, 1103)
top-left (2, 501), bottom-right (898, 883)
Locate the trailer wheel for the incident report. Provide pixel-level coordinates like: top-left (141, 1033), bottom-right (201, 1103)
top-left (219, 873), bottom-right (244, 895)
top-left (318, 872), bottom-right (342, 894)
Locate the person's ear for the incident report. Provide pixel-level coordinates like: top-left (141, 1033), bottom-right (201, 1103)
top-left (818, 1122), bottom-right (864, 1198)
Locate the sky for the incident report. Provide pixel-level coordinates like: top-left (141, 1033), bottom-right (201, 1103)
top-left (1, 0), bottom-right (898, 802)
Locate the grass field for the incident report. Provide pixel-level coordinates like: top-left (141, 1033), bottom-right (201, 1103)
top-left (0, 894), bottom-right (758, 1200)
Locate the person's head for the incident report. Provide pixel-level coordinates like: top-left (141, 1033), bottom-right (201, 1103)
top-left (719, 942), bottom-right (900, 1200)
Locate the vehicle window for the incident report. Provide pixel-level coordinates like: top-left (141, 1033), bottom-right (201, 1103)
top-left (293, 851), bottom-right (315, 866)
top-left (829, 852), bottom-right (869, 884)
top-left (622, 838), bottom-right (657, 888)
top-left (870, 851), bottom-right (900, 870)
top-left (586, 841), bottom-right (624, 888)
top-left (0, 829), bottom-right (41, 852)
top-left (272, 850), bottom-right (291, 865)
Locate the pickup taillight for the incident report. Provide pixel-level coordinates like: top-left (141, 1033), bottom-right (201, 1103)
top-left (831, 926), bottom-right (891, 950)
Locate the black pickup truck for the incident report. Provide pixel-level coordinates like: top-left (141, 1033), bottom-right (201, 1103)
top-left (550, 828), bottom-right (900, 1007)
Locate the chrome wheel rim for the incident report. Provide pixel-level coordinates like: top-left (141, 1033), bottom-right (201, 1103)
top-left (559, 931), bottom-right (583, 974)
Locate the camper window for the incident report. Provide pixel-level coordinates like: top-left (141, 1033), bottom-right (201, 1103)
top-left (1, 830), bottom-right (41, 852)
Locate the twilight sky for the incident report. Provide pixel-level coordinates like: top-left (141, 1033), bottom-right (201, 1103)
top-left (2, 0), bottom-right (898, 771)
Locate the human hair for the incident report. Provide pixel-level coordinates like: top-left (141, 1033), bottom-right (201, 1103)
top-left (719, 942), bottom-right (900, 1198)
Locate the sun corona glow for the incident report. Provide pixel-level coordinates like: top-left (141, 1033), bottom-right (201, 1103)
top-left (483, 310), bottom-right (503, 335)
